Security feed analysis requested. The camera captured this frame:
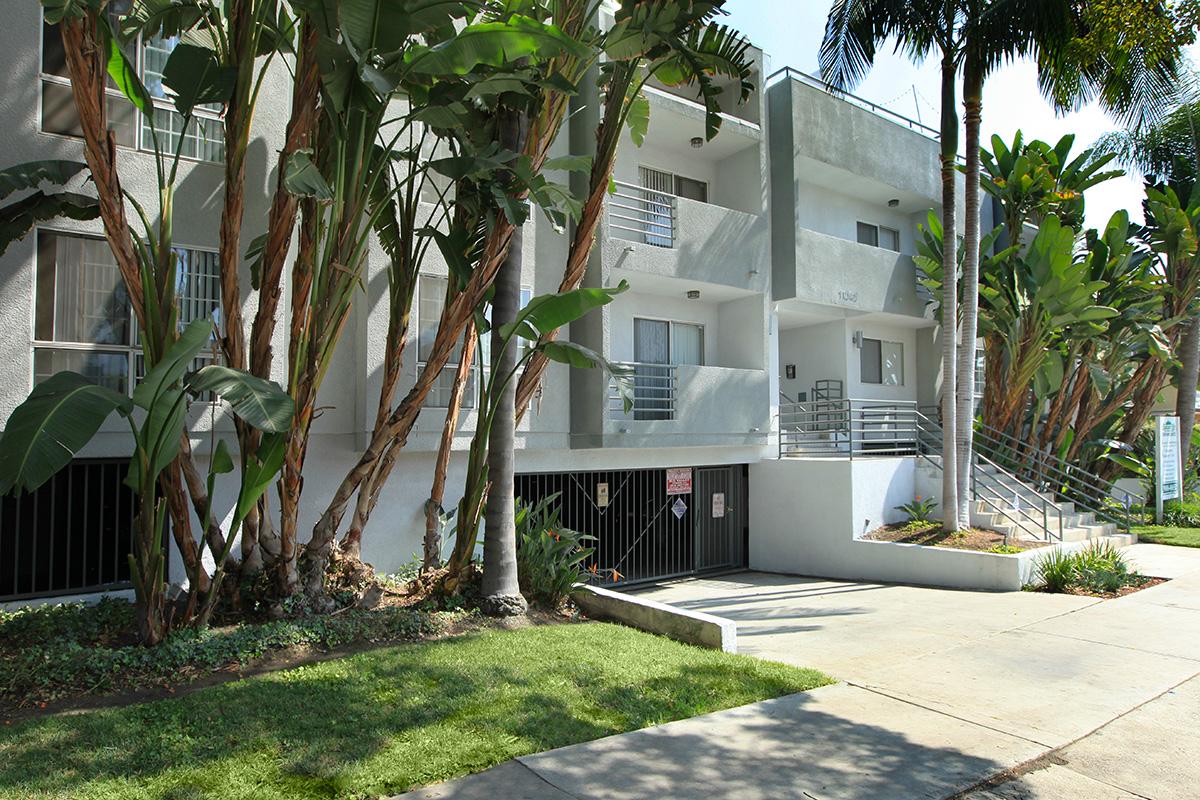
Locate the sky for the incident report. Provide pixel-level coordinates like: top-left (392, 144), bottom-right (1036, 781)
top-left (723, 0), bottom-right (1200, 228)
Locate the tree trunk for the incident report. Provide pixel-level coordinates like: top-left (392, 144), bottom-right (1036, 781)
top-left (955, 61), bottom-right (983, 528)
top-left (1177, 317), bottom-right (1200, 465)
top-left (938, 55), bottom-right (960, 532)
top-left (480, 106), bottom-right (528, 618)
top-left (425, 327), bottom-right (477, 571)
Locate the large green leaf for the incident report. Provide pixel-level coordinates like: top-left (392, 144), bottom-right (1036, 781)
top-left (0, 160), bottom-right (89, 201)
top-left (406, 16), bottom-right (590, 76)
top-left (539, 341), bottom-right (634, 413)
top-left (502, 281), bottom-right (629, 342)
top-left (235, 431), bottom-right (288, 523)
top-left (127, 385), bottom-right (189, 490)
top-left (0, 190), bottom-right (100, 257)
top-left (283, 150), bottom-right (333, 201)
top-left (133, 317), bottom-right (215, 411)
top-left (338, 0), bottom-right (469, 58)
top-left (162, 42), bottom-right (237, 117)
top-left (187, 366), bottom-right (294, 433)
top-left (0, 372), bottom-right (133, 494)
top-left (100, 16), bottom-right (153, 115)
top-left (41, 0), bottom-right (92, 24)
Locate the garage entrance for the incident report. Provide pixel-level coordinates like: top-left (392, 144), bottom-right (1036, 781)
top-left (515, 464), bottom-right (747, 586)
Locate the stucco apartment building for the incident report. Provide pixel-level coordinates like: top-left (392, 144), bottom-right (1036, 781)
top-left (0, 7), bottom-right (965, 603)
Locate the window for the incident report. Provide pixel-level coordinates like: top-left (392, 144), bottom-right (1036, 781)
top-left (857, 222), bottom-right (901, 252)
top-left (34, 230), bottom-right (221, 395)
top-left (860, 337), bottom-right (903, 386)
top-left (40, 17), bottom-right (225, 163)
top-left (418, 275), bottom-right (532, 408)
top-left (880, 226), bottom-right (901, 251)
top-left (673, 175), bottom-right (708, 203)
top-left (856, 222), bottom-right (879, 247)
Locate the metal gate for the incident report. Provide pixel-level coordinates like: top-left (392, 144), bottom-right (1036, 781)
top-left (514, 464), bottom-right (746, 586)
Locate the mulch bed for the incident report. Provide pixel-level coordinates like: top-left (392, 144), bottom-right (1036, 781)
top-left (1034, 576), bottom-right (1168, 599)
top-left (865, 522), bottom-right (1050, 552)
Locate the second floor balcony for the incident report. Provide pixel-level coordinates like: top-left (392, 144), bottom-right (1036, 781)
top-left (602, 180), bottom-right (768, 293)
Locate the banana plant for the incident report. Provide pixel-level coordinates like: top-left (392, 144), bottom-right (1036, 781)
top-left (0, 318), bottom-right (292, 642)
top-left (445, 281), bottom-right (634, 584)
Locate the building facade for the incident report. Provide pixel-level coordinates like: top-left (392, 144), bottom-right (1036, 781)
top-left (0, 9), bottom-right (965, 604)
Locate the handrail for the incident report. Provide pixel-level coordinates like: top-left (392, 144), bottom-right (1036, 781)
top-left (915, 414), bottom-right (1060, 542)
top-left (607, 361), bottom-right (678, 421)
top-left (607, 180), bottom-right (676, 248)
top-left (969, 421), bottom-right (1135, 533)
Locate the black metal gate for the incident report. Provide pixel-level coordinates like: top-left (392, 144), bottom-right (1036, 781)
top-left (515, 464), bottom-right (746, 586)
top-left (1, 458), bottom-right (136, 601)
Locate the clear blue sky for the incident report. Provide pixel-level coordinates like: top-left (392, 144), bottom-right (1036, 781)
top-left (722, 0), bottom-right (1200, 227)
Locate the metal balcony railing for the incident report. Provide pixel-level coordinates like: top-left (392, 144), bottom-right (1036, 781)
top-left (607, 180), bottom-right (676, 248)
top-left (607, 362), bottom-right (678, 421)
top-left (779, 398), bottom-right (921, 457)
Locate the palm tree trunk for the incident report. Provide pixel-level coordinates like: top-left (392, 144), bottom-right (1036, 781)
top-left (480, 209), bottom-right (527, 618)
top-left (956, 60), bottom-right (984, 528)
top-left (938, 54), bottom-right (960, 532)
top-left (1176, 317), bottom-right (1200, 465)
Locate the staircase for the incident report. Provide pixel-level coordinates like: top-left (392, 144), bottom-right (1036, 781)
top-left (776, 398), bottom-right (1139, 545)
top-left (916, 457), bottom-right (1135, 546)
top-left (915, 416), bottom-right (1138, 546)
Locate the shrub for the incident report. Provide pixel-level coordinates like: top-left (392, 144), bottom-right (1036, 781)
top-left (895, 495), bottom-right (937, 524)
top-left (0, 597), bottom-right (453, 707)
top-left (1162, 499), bottom-right (1200, 527)
top-left (1033, 548), bottom-right (1077, 593)
top-left (1031, 542), bottom-right (1142, 595)
top-left (515, 493), bottom-right (596, 607)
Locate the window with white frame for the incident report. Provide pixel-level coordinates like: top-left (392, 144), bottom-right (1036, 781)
top-left (39, 14), bottom-right (225, 163)
top-left (856, 222), bottom-right (901, 252)
top-left (34, 230), bottom-right (221, 395)
top-left (860, 337), bottom-right (903, 386)
top-left (417, 275), bottom-right (532, 409)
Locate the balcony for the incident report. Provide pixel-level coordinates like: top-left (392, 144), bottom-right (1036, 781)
top-left (782, 227), bottom-right (926, 319)
top-left (603, 188), bottom-right (768, 293)
top-left (600, 363), bottom-right (769, 448)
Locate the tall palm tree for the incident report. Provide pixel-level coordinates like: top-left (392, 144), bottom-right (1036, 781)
top-left (822, 0), bottom-right (962, 530)
top-left (826, 1), bottom-right (1190, 529)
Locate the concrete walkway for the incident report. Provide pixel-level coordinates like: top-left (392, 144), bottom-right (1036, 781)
top-left (396, 544), bottom-right (1200, 799)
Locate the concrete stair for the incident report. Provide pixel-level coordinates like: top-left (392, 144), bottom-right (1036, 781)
top-left (918, 457), bottom-right (1135, 546)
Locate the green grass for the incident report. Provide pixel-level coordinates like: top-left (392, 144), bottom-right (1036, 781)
top-left (1133, 525), bottom-right (1200, 548)
top-left (0, 623), bottom-right (831, 799)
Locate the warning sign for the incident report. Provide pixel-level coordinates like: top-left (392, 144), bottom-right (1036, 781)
top-left (596, 482), bottom-right (610, 508)
top-left (672, 497), bottom-right (688, 519)
top-left (712, 492), bottom-right (725, 518)
top-left (666, 467), bottom-right (692, 495)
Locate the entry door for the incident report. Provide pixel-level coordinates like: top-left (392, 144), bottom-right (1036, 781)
top-left (633, 318), bottom-right (671, 420)
top-left (693, 467), bottom-right (744, 571)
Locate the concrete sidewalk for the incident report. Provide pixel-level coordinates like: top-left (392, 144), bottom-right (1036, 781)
top-left (395, 544), bottom-right (1200, 799)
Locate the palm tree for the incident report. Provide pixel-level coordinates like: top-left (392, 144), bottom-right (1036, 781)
top-left (826, 1), bottom-right (1191, 529)
top-left (822, 0), bottom-right (962, 530)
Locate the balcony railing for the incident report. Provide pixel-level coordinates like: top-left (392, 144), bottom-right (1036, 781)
top-left (608, 180), bottom-right (676, 248)
top-left (607, 362), bottom-right (678, 420)
top-left (779, 399), bottom-right (921, 457)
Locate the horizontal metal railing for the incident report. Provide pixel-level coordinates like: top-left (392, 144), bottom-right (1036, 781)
top-left (607, 179), bottom-right (676, 248)
top-left (779, 399), bottom-right (921, 457)
top-left (607, 362), bottom-right (678, 421)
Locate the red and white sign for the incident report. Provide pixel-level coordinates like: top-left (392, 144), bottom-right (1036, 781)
top-left (666, 467), bottom-right (692, 495)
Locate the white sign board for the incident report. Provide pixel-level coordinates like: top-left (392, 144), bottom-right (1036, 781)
top-left (1157, 415), bottom-right (1182, 522)
top-left (596, 482), bottom-right (609, 508)
top-left (712, 492), bottom-right (725, 519)
top-left (671, 497), bottom-right (688, 520)
top-left (666, 467), bottom-right (692, 495)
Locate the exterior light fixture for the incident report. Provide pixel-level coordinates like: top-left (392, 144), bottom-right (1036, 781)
top-left (888, 198), bottom-right (900, 207)
top-left (690, 136), bottom-right (704, 149)
top-left (686, 289), bottom-right (701, 300)
top-left (852, 330), bottom-right (864, 349)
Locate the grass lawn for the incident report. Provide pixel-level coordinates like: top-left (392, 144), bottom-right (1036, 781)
top-left (0, 622), bottom-right (831, 799)
top-left (1133, 525), bottom-right (1200, 548)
